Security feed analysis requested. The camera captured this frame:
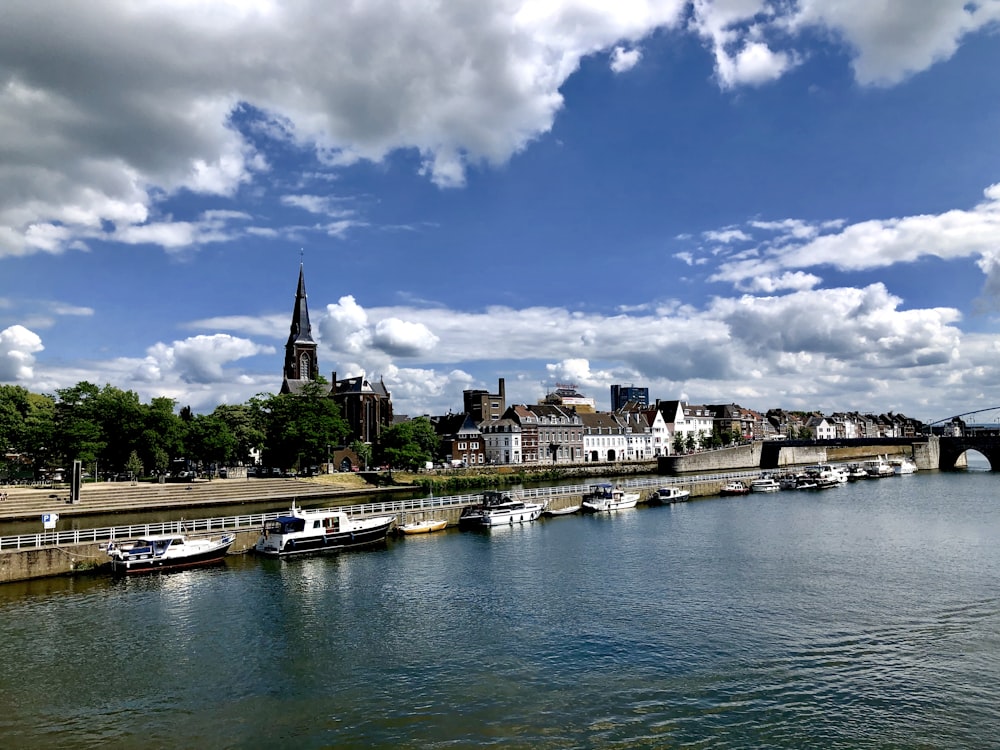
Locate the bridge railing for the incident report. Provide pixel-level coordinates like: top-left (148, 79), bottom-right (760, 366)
top-left (0, 473), bottom-right (760, 552)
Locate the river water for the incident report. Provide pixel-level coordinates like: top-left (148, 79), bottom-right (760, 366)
top-left (2, 465), bottom-right (999, 749)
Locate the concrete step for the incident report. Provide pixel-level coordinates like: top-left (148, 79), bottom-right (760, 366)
top-left (0, 478), bottom-right (386, 521)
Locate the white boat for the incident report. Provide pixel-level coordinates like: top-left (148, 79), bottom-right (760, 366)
top-left (863, 455), bottom-right (895, 478)
top-left (477, 498), bottom-right (543, 527)
top-left (399, 518), bottom-right (447, 535)
top-left (106, 532), bottom-right (235, 575)
top-left (802, 464), bottom-right (843, 488)
top-left (650, 486), bottom-right (691, 503)
top-left (581, 483), bottom-right (640, 512)
top-left (542, 503), bottom-right (582, 517)
top-left (750, 475), bottom-right (781, 493)
top-left (845, 463), bottom-right (869, 480)
top-left (459, 490), bottom-right (519, 527)
top-left (719, 481), bottom-right (750, 496)
top-left (890, 456), bottom-right (917, 475)
top-left (254, 503), bottom-right (395, 556)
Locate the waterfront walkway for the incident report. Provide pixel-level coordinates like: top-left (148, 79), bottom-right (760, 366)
top-left (0, 477), bottom-right (397, 522)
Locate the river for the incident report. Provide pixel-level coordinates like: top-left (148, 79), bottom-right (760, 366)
top-left (1, 463), bottom-right (999, 748)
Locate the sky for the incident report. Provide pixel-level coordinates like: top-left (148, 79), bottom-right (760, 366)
top-left (2, 1), bottom-right (1000, 425)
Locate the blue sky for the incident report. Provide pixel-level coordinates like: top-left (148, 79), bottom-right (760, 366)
top-left (2, 1), bottom-right (1000, 423)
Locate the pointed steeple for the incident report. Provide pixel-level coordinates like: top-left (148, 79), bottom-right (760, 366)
top-left (287, 263), bottom-right (315, 345)
top-left (281, 262), bottom-right (319, 390)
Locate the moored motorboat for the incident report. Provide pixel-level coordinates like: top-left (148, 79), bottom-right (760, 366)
top-left (650, 486), bottom-right (691, 504)
top-left (719, 480), bottom-right (750, 496)
top-left (459, 490), bottom-right (515, 527)
top-left (890, 456), bottom-right (917, 475)
top-left (106, 532), bottom-right (234, 575)
top-left (399, 518), bottom-right (448, 535)
top-left (255, 503), bottom-right (395, 557)
top-left (750, 475), bottom-right (781, 493)
top-left (581, 483), bottom-right (640, 512)
top-left (864, 455), bottom-right (895, 478)
top-left (476, 497), bottom-right (543, 527)
top-left (845, 463), bottom-right (869, 481)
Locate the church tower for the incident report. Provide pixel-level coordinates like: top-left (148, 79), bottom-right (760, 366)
top-left (280, 263), bottom-right (319, 394)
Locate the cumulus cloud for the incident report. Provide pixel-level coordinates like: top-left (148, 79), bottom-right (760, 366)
top-left (3, 1), bottom-right (991, 257)
top-left (143, 334), bottom-right (274, 384)
top-left (610, 46), bottom-right (642, 73)
top-left (0, 325), bottom-right (44, 380)
top-left (789, 0), bottom-right (1000, 87)
top-left (372, 318), bottom-right (440, 357)
top-left (709, 183), bottom-right (1000, 288)
top-left (0, 0), bottom-right (690, 256)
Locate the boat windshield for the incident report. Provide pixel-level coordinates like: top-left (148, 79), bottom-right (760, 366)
top-left (264, 518), bottom-right (305, 534)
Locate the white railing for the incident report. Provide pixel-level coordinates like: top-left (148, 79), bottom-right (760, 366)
top-left (0, 473), bottom-right (758, 551)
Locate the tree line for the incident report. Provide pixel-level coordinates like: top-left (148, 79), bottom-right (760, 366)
top-left (0, 380), bottom-right (441, 481)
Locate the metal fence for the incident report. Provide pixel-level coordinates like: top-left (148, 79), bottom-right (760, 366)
top-left (0, 473), bottom-right (758, 552)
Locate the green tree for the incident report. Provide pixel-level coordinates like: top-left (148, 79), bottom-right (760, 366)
top-left (53, 382), bottom-right (106, 475)
top-left (685, 432), bottom-right (697, 453)
top-left (125, 450), bottom-right (144, 481)
top-left (252, 381), bottom-right (350, 471)
top-left (212, 403), bottom-right (265, 465)
top-left (376, 417), bottom-right (439, 471)
top-left (672, 432), bottom-right (686, 454)
top-left (185, 413), bottom-right (237, 472)
top-left (350, 439), bottom-right (373, 471)
top-left (139, 397), bottom-right (185, 475)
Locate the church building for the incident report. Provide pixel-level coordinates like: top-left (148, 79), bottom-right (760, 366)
top-left (279, 263), bottom-right (393, 445)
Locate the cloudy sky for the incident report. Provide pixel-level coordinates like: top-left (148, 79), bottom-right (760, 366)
top-left (2, 1), bottom-right (999, 423)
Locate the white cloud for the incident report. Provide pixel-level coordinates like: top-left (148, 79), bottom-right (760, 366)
top-left (790, 0), bottom-right (1000, 87)
top-left (610, 46), bottom-right (642, 73)
top-left (1, 0), bottom-right (994, 256)
top-left (710, 183), bottom-right (1000, 289)
top-left (742, 271), bottom-right (821, 293)
top-left (0, 325), bottom-right (44, 380)
top-left (372, 318), bottom-right (440, 357)
top-left (143, 334), bottom-right (274, 384)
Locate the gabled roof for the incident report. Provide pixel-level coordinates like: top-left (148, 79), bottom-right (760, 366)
top-left (430, 413), bottom-right (480, 437)
top-left (579, 412), bottom-right (624, 432)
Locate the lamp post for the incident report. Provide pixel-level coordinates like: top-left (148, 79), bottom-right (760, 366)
top-left (327, 444), bottom-right (331, 474)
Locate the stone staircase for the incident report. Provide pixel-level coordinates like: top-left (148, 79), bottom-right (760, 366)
top-left (0, 478), bottom-right (375, 521)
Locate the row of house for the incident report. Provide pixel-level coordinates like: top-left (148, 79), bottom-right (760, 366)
top-left (428, 382), bottom-right (927, 467)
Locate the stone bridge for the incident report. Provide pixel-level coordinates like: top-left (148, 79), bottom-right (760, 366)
top-left (660, 436), bottom-right (999, 474)
top-left (938, 434), bottom-right (1000, 471)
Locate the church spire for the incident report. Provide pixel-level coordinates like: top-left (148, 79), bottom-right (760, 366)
top-left (281, 262), bottom-right (319, 389)
top-left (287, 262), bottom-right (314, 346)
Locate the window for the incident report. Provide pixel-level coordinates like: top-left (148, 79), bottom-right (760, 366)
top-left (299, 353), bottom-right (311, 379)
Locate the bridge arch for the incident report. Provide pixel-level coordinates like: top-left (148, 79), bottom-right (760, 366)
top-left (938, 436), bottom-right (1000, 471)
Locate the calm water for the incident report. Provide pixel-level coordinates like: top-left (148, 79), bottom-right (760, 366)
top-left (2, 468), bottom-right (1000, 748)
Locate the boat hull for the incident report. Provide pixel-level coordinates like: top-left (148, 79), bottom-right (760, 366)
top-left (478, 504), bottom-right (543, 527)
top-left (109, 538), bottom-right (234, 575)
top-left (399, 519), bottom-right (447, 534)
top-left (256, 516), bottom-right (394, 557)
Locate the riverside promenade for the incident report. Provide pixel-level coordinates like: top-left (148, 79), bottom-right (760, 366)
top-left (0, 475), bottom-right (401, 523)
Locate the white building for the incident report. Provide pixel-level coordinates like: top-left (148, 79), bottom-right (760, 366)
top-left (480, 418), bottom-right (522, 465)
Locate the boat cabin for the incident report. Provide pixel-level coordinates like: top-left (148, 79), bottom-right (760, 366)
top-left (264, 509), bottom-right (348, 536)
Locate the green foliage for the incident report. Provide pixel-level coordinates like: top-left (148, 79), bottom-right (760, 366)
top-left (376, 417), bottom-right (440, 471)
top-left (350, 439), bottom-right (373, 471)
top-left (672, 432), bottom-right (686, 454)
top-left (185, 413), bottom-right (237, 468)
top-left (212, 404), bottom-right (265, 465)
top-left (125, 450), bottom-right (144, 481)
top-left (252, 381), bottom-right (350, 470)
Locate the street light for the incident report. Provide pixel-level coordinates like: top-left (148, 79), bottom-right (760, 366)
top-left (327, 444), bottom-right (331, 474)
